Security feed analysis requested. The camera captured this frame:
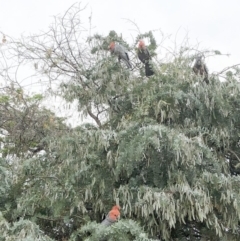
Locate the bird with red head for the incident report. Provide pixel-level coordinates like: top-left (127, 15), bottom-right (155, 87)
top-left (108, 41), bottom-right (132, 69)
top-left (101, 205), bottom-right (121, 226)
top-left (138, 39), bottom-right (146, 49)
top-left (109, 41), bottom-right (115, 51)
top-left (137, 39), bottom-right (154, 77)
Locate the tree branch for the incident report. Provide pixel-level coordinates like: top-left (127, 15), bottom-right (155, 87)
top-left (86, 106), bottom-right (102, 127)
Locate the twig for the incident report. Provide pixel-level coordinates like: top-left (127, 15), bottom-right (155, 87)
top-left (214, 63), bottom-right (240, 75)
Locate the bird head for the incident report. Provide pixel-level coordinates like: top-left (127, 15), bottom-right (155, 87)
top-left (195, 55), bottom-right (204, 66)
top-left (109, 205), bottom-right (121, 221)
top-left (138, 39), bottom-right (145, 49)
top-left (111, 205), bottom-right (121, 211)
top-left (109, 41), bottom-right (115, 51)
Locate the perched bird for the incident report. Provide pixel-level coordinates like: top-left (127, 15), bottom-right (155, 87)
top-left (137, 40), bottom-right (154, 77)
top-left (2, 35), bottom-right (6, 43)
top-left (101, 205), bottom-right (121, 226)
top-left (109, 42), bottom-right (132, 69)
top-left (192, 55), bottom-right (209, 84)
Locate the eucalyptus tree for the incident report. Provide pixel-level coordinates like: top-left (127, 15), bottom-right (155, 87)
top-left (1, 3), bottom-right (240, 241)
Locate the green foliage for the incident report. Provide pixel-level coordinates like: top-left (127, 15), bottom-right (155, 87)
top-left (0, 86), bottom-right (66, 157)
top-left (1, 3), bottom-right (240, 241)
top-left (214, 50), bottom-right (221, 55)
top-left (0, 213), bottom-right (53, 241)
top-left (0, 95), bottom-right (10, 104)
top-left (72, 220), bottom-right (158, 241)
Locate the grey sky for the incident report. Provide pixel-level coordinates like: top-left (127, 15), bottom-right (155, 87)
top-left (1, 0), bottom-right (240, 71)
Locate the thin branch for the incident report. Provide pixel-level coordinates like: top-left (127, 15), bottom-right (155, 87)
top-left (214, 63), bottom-right (240, 75)
top-left (86, 106), bottom-right (102, 127)
top-left (227, 149), bottom-right (240, 163)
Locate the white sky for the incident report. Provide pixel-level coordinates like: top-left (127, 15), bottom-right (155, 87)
top-left (1, 0), bottom-right (240, 125)
top-left (1, 0), bottom-right (240, 70)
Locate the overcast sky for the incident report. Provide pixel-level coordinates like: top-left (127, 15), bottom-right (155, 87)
top-left (1, 0), bottom-right (240, 69)
top-left (1, 0), bottom-right (240, 125)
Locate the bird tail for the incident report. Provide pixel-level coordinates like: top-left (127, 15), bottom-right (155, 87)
top-left (145, 62), bottom-right (154, 77)
top-left (204, 76), bottom-right (209, 84)
top-left (123, 59), bottom-right (132, 69)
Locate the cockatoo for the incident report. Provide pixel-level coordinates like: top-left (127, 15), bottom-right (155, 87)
top-left (137, 40), bottom-right (154, 77)
top-left (109, 42), bottom-right (132, 69)
top-left (101, 205), bottom-right (121, 226)
top-left (193, 55), bottom-right (209, 84)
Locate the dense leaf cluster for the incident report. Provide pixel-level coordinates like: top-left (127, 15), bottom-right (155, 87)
top-left (1, 3), bottom-right (240, 241)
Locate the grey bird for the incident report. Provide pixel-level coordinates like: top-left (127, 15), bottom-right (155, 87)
top-left (101, 205), bottom-right (120, 226)
top-left (109, 42), bottom-right (132, 69)
top-left (193, 55), bottom-right (209, 84)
